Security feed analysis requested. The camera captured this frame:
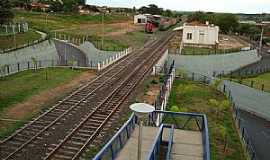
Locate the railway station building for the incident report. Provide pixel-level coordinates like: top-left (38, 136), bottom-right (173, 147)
top-left (182, 21), bottom-right (219, 48)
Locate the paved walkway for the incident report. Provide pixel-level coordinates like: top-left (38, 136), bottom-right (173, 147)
top-left (239, 110), bottom-right (270, 160)
top-left (219, 80), bottom-right (270, 121)
top-left (115, 126), bottom-right (203, 160)
top-left (163, 128), bottom-right (203, 160)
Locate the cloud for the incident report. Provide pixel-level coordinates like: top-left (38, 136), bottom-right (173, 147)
top-left (86, 0), bottom-right (270, 13)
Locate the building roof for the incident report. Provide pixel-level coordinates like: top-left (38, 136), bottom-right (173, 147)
top-left (31, 2), bottom-right (50, 8)
top-left (185, 21), bottom-right (208, 26)
top-left (173, 26), bottom-right (183, 31)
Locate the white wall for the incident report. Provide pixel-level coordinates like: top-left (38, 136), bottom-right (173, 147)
top-left (182, 25), bottom-right (219, 45)
top-left (134, 14), bottom-right (147, 24)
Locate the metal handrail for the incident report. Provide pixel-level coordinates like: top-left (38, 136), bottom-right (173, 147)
top-left (202, 114), bottom-right (210, 160)
top-left (165, 125), bottom-right (174, 160)
top-left (152, 111), bottom-right (210, 160)
top-left (147, 124), bottom-right (165, 160)
top-left (93, 111), bottom-right (210, 160)
top-left (93, 113), bottom-right (136, 160)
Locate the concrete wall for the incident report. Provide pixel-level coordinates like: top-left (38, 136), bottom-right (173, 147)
top-left (169, 50), bottom-right (261, 77)
top-left (134, 14), bottom-right (147, 24)
top-left (54, 39), bottom-right (88, 67)
top-left (182, 25), bottom-right (219, 45)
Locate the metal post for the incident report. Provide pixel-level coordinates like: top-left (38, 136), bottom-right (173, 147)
top-left (17, 63), bottom-right (20, 72)
top-left (138, 120), bottom-right (143, 160)
top-left (259, 27), bottom-right (264, 55)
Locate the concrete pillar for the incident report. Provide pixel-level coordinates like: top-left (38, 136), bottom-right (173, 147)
top-left (109, 57), bottom-right (112, 64)
top-left (18, 24), bottom-right (20, 33)
top-left (12, 25), bottom-right (15, 34)
top-left (97, 62), bottom-right (101, 70)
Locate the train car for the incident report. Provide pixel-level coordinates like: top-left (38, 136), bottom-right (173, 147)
top-left (159, 18), bottom-right (177, 31)
top-left (145, 22), bottom-right (154, 33)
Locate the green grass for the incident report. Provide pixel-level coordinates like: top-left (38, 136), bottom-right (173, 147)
top-left (111, 31), bottom-right (150, 49)
top-left (0, 30), bottom-right (41, 50)
top-left (167, 80), bottom-right (246, 160)
top-left (182, 46), bottom-right (241, 55)
top-left (228, 72), bottom-right (270, 93)
top-left (0, 68), bottom-right (83, 112)
top-left (15, 10), bottom-right (130, 32)
top-left (0, 67), bottom-right (85, 139)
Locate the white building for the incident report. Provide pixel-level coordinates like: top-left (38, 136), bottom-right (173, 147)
top-left (182, 21), bottom-right (219, 47)
top-left (134, 14), bottom-right (150, 24)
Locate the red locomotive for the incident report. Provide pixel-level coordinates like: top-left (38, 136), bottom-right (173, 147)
top-left (145, 22), bottom-right (155, 33)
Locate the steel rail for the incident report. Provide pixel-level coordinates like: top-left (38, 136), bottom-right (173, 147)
top-left (45, 33), bottom-right (173, 160)
top-left (0, 35), bottom-right (170, 160)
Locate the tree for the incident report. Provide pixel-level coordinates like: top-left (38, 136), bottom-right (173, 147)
top-left (0, 0), bottom-right (14, 25)
top-left (216, 13), bottom-right (239, 33)
top-left (163, 9), bottom-right (173, 17)
top-left (187, 11), bottom-right (206, 23)
top-left (219, 125), bottom-right (229, 153)
top-left (138, 4), bottom-right (163, 15)
top-left (187, 11), bottom-right (239, 33)
top-left (49, 1), bottom-right (63, 12)
top-left (132, 6), bottom-right (136, 13)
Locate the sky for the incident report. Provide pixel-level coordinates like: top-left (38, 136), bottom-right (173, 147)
top-left (86, 0), bottom-right (270, 14)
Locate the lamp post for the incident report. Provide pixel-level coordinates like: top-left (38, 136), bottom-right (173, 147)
top-left (130, 103), bottom-right (155, 160)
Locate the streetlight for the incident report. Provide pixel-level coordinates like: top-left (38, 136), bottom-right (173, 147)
top-left (130, 103), bottom-right (155, 160)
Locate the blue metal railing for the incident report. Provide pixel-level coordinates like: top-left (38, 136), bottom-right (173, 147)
top-left (165, 125), bottom-right (174, 160)
top-left (147, 124), bottom-right (174, 160)
top-left (149, 111), bottom-right (210, 160)
top-left (93, 111), bottom-right (210, 160)
top-left (147, 124), bottom-right (165, 160)
top-left (93, 113), bottom-right (136, 160)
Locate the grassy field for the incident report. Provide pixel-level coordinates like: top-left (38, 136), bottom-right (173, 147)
top-left (167, 80), bottom-right (246, 160)
top-left (0, 30), bottom-right (41, 50)
top-left (0, 68), bottom-right (85, 139)
top-left (0, 68), bottom-right (83, 112)
top-left (15, 11), bottom-right (131, 32)
top-left (182, 46), bottom-right (241, 55)
top-left (12, 10), bottom-right (149, 50)
top-left (229, 72), bottom-right (270, 92)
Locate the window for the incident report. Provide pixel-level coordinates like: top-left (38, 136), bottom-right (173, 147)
top-left (187, 33), bottom-right (192, 40)
top-left (199, 30), bottom-right (205, 35)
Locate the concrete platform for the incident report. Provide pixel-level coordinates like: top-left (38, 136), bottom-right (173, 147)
top-left (115, 126), bottom-right (159, 160)
top-left (163, 128), bottom-right (203, 160)
top-left (115, 125), bottom-right (203, 160)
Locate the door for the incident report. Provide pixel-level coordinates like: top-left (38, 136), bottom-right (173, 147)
top-left (199, 31), bottom-right (205, 44)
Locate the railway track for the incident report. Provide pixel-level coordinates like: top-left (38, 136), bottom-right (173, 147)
top-left (0, 32), bottom-right (173, 160)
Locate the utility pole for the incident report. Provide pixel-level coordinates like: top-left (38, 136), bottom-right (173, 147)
top-left (102, 12), bottom-right (104, 49)
top-left (259, 26), bottom-right (264, 55)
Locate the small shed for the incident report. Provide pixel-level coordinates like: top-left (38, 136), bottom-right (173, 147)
top-left (134, 14), bottom-right (148, 24)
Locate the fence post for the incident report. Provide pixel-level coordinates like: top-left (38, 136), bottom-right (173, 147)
top-left (17, 63), bottom-right (20, 72)
top-left (250, 81), bottom-right (254, 88)
top-left (7, 65), bottom-right (10, 74)
top-left (192, 72), bottom-right (194, 81)
top-left (239, 78), bottom-right (242, 84)
top-left (223, 84), bottom-right (226, 93)
top-left (27, 61), bottom-right (30, 69)
top-left (261, 84), bottom-right (264, 91)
